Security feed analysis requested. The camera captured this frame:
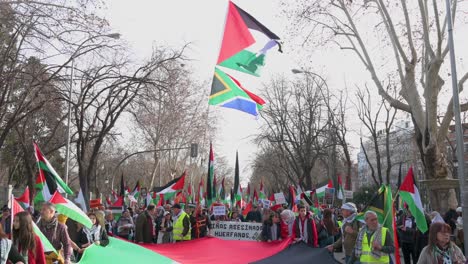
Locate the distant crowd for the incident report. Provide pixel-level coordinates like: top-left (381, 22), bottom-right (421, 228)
top-left (0, 201), bottom-right (466, 264)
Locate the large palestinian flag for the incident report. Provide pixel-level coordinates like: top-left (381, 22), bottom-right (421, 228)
top-left (209, 1), bottom-right (280, 116)
top-left (34, 143), bottom-right (73, 203)
top-left (155, 172), bottom-right (186, 201)
top-left (216, 1), bottom-right (281, 76)
top-left (399, 167), bottom-right (428, 233)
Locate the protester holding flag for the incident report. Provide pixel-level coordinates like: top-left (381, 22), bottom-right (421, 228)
top-left (417, 222), bottom-right (465, 264)
top-left (76, 213), bottom-right (109, 261)
top-left (352, 211), bottom-right (394, 264)
top-left (37, 203), bottom-right (71, 264)
top-left (279, 209), bottom-right (295, 239)
top-left (294, 204), bottom-right (318, 247)
top-left (0, 224), bottom-right (25, 264)
top-left (328, 202), bottom-right (361, 263)
top-left (12, 211), bottom-right (46, 264)
top-left (397, 209), bottom-right (418, 264)
top-left (116, 209), bottom-right (134, 240)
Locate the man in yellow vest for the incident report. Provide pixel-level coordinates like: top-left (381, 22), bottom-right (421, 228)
top-left (172, 203), bottom-right (191, 242)
top-left (352, 211), bottom-right (394, 264)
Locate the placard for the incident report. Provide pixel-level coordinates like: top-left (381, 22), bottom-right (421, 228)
top-left (260, 199), bottom-right (271, 208)
top-left (274, 192), bottom-right (286, 205)
top-left (344, 190), bottom-right (353, 199)
top-left (213, 205), bottom-right (226, 216)
top-left (212, 222), bottom-right (263, 241)
top-left (323, 188), bottom-right (335, 206)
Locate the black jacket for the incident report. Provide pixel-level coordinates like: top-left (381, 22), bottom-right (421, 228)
top-left (261, 222), bottom-right (281, 241)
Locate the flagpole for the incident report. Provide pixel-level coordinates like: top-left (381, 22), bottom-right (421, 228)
top-left (445, 0), bottom-right (468, 254)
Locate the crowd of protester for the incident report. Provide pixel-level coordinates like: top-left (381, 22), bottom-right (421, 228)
top-left (0, 200), bottom-right (466, 264)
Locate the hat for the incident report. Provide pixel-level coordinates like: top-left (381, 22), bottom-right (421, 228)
top-left (341, 202), bottom-right (357, 213)
top-left (172, 203), bottom-right (181, 209)
top-left (456, 207), bottom-right (462, 213)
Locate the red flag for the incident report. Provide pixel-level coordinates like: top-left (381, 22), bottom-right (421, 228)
top-left (327, 179), bottom-right (333, 188)
top-left (289, 185), bottom-right (297, 212)
top-left (111, 196), bottom-right (124, 207)
top-left (242, 201), bottom-right (253, 217)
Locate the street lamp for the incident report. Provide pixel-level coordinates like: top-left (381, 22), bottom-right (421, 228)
top-left (64, 32), bottom-right (121, 189)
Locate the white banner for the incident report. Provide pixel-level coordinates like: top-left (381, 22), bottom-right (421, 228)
top-left (213, 205), bottom-right (226, 216)
top-left (212, 221), bottom-right (262, 241)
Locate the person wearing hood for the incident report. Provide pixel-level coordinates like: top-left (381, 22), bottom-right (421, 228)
top-left (279, 209), bottom-right (296, 240)
top-left (327, 202), bottom-right (362, 264)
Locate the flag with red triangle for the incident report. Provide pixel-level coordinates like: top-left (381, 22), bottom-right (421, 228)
top-left (399, 167), bottom-right (428, 233)
top-left (33, 143), bottom-right (73, 203)
top-left (49, 191), bottom-right (92, 228)
top-left (14, 186), bottom-right (30, 209)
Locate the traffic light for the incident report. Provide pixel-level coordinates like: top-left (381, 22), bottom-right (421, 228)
top-left (190, 143), bottom-right (198, 158)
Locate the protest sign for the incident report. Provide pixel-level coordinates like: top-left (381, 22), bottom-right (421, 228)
top-left (212, 222), bottom-right (263, 241)
top-left (274, 192), bottom-right (286, 205)
top-left (323, 188), bottom-right (335, 206)
top-left (260, 199), bottom-right (270, 208)
top-left (344, 190), bottom-right (353, 199)
top-left (213, 205), bottom-right (226, 216)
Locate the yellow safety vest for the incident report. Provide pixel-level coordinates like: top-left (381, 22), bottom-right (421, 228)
top-left (173, 212), bottom-right (191, 241)
top-left (338, 221), bottom-right (343, 228)
top-left (360, 227), bottom-right (390, 264)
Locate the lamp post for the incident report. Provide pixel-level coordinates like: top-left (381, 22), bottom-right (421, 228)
top-left (446, 0), bottom-right (468, 254)
top-left (64, 33), bottom-right (121, 191)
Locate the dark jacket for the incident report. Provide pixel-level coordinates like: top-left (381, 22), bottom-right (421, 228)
top-left (397, 215), bottom-right (416, 243)
top-left (294, 214), bottom-right (318, 247)
top-left (135, 211), bottom-right (155, 243)
top-left (261, 222), bottom-right (281, 242)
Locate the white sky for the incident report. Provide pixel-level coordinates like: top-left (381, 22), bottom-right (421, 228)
top-left (104, 0), bottom-right (468, 183)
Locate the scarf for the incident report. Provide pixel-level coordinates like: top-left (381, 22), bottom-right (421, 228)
top-left (298, 217), bottom-right (309, 243)
top-left (14, 239), bottom-right (29, 264)
top-left (83, 225), bottom-right (101, 243)
top-left (0, 238), bottom-right (12, 264)
top-left (355, 225), bottom-right (384, 259)
top-left (342, 213), bottom-right (356, 232)
top-left (40, 217), bottom-right (58, 242)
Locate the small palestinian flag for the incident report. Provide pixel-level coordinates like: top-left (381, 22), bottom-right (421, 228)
top-left (14, 186), bottom-right (30, 209)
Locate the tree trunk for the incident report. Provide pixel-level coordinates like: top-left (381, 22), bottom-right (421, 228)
top-left (423, 143), bottom-right (458, 212)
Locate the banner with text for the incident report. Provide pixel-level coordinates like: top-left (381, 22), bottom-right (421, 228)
top-left (212, 221), bottom-right (263, 241)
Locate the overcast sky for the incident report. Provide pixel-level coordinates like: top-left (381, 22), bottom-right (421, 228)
top-left (103, 0), bottom-right (468, 183)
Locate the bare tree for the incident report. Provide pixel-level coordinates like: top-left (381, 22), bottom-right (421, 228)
top-left (258, 74), bottom-right (331, 190)
top-left (355, 85), bottom-right (397, 186)
top-left (287, 0), bottom-right (468, 210)
top-left (71, 46), bottom-right (187, 201)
